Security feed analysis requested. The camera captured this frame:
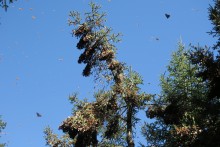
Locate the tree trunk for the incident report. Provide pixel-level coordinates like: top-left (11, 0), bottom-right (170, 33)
top-left (127, 105), bottom-right (134, 147)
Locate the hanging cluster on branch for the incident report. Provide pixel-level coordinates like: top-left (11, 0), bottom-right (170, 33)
top-left (44, 3), bottom-right (151, 147)
top-left (69, 3), bottom-right (124, 86)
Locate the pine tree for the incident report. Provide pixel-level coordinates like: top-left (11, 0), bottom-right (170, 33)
top-left (187, 0), bottom-right (220, 145)
top-left (44, 3), bottom-right (150, 146)
top-left (143, 1), bottom-right (220, 145)
top-left (143, 42), bottom-right (208, 146)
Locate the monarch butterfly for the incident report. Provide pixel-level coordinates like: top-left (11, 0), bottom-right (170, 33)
top-left (165, 13), bottom-right (170, 19)
top-left (36, 112), bottom-right (42, 117)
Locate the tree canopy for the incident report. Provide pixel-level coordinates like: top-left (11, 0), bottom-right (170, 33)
top-left (143, 0), bottom-right (220, 146)
top-left (1, 0), bottom-right (220, 146)
top-left (143, 42), bottom-right (208, 146)
top-left (44, 1), bottom-right (220, 146)
top-left (44, 3), bottom-right (150, 147)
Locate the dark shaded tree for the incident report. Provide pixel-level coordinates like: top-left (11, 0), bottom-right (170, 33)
top-left (187, 0), bottom-right (220, 145)
top-left (143, 0), bottom-right (220, 146)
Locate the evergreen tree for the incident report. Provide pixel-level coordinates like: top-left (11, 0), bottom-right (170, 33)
top-left (143, 42), bottom-right (208, 146)
top-left (187, 0), bottom-right (220, 145)
top-left (143, 0), bottom-right (220, 146)
top-left (44, 3), bottom-right (150, 146)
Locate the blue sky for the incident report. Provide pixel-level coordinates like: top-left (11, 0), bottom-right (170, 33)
top-left (0, 0), bottom-right (215, 146)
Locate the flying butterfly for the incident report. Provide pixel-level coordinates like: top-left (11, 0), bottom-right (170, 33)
top-left (36, 112), bottom-right (42, 117)
top-left (58, 58), bottom-right (63, 61)
top-left (32, 16), bottom-right (36, 20)
top-left (165, 13), bottom-right (170, 19)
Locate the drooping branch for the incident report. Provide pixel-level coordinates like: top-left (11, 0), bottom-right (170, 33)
top-left (45, 3), bottom-right (151, 147)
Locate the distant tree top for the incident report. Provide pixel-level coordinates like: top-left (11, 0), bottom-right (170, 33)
top-left (0, 0), bottom-right (16, 11)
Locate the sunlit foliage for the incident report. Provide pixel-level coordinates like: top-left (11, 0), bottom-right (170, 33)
top-left (143, 42), bottom-right (208, 146)
top-left (44, 2), bottom-right (150, 147)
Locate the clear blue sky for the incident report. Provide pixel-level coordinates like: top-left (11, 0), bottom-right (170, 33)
top-left (0, 0), bottom-right (215, 146)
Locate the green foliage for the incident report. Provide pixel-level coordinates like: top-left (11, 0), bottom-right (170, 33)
top-left (143, 42), bottom-right (208, 146)
top-left (44, 2), bottom-right (150, 147)
top-left (44, 1), bottom-right (220, 146)
top-left (68, 2), bottom-right (122, 82)
top-left (208, 0), bottom-right (220, 49)
top-left (44, 127), bottom-right (74, 147)
top-left (0, 117), bottom-right (6, 133)
top-left (186, 0), bottom-right (220, 145)
top-left (40, 1), bottom-right (220, 146)
top-left (0, 0), bottom-right (16, 11)
top-left (143, 1), bottom-right (220, 146)
top-left (0, 116), bottom-right (6, 147)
